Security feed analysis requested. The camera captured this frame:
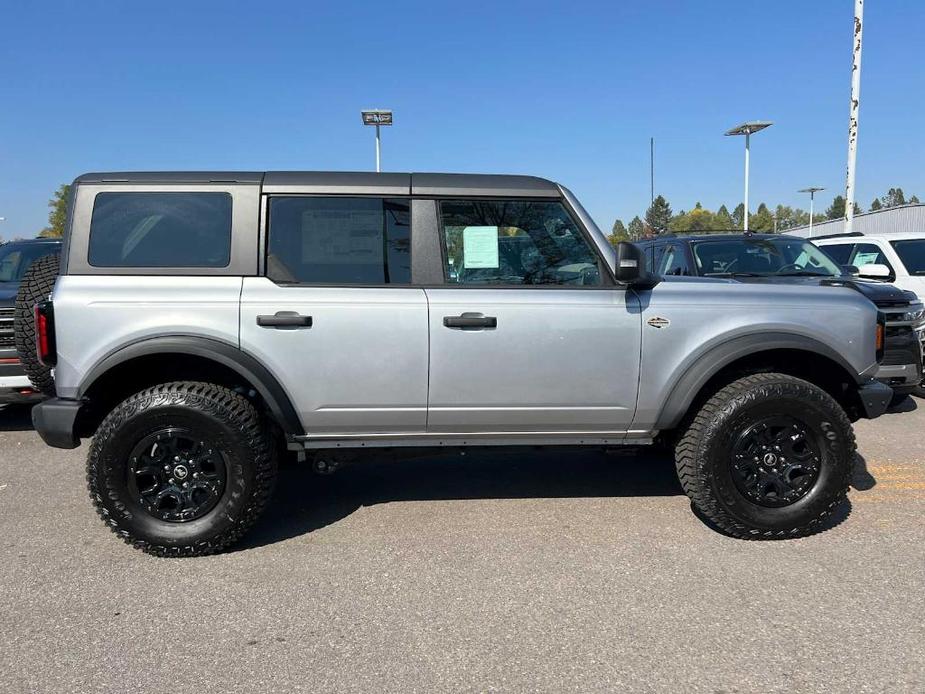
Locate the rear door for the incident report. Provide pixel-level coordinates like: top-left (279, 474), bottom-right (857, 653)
top-left (424, 197), bottom-right (641, 436)
top-left (239, 193), bottom-right (429, 437)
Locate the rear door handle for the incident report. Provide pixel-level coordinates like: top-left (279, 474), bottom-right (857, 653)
top-left (443, 313), bottom-right (497, 330)
top-left (257, 311), bottom-right (312, 328)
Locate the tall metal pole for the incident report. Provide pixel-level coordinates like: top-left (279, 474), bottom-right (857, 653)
top-left (650, 137), bottom-right (654, 205)
top-left (743, 132), bottom-right (750, 231)
top-left (845, 0), bottom-right (864, 233)
top-left (809, 191), bottom-right (815, 236)
top-left (375, 124), bottom-right (381, 173)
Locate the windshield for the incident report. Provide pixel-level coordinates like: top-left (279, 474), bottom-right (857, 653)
top-left (0, 243), bottom-right (56, 282)
top-left (890, 239), bottom-right (925, 275)
top-left (691, 237), bottom-right (842, 277)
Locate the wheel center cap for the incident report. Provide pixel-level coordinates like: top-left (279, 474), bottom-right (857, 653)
top-left (173, 464), bottom-right (189, 480)
top-left (763, 452), bottom-right (779, 466)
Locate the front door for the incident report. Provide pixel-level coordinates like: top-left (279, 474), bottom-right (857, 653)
top-left (425, 198), bottom-right (641, 435)
top-left (240, 195), bottom-right (428, 436)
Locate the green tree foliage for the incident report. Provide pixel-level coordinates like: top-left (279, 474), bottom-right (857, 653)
top-left (644, 195), bottom-right (672, 233)
top-left (870, 198), bottom-right (882, 211)
top-left (627, 216), bottom-right (646, 239)
top-left (910, 195), bottom-right (921, 204)
top-left (879, 187), bottom-right (906, 208)
top-left (732, 203), bottom-right (745, 229)
top-left (713, 205), bottom-right (734, 230)
top-left (609, 219), bottom-right (629, 245)
top-left (38, 184), bottom-right (71, 238)
top-left (749, 203), bottom-right (774, 232)
top-left (826, 196), bottom-right (846, 220)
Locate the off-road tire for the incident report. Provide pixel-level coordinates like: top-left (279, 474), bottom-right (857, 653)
top-left (13, 252), bottom-right (60, 396)
top-left (87, 382), bottom-right (277, 557)
top-left (675, 373), bottom-right (854, 540)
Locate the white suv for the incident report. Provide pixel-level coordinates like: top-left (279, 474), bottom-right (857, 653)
top-left (814, 231), bottom-right (925, 295)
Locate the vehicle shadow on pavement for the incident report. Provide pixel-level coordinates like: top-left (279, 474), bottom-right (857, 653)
top-left (238, 446), bottom-right (682, 551)
top-left (0, 404), bottom-right (35, 432)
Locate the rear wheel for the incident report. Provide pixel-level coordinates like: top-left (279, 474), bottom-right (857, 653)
top-left (13, 252), bottom-right (60, 397)
top-left (87, 382), bottom-right (277, 556)
top-left (675, 373), bottom-right (854, 539)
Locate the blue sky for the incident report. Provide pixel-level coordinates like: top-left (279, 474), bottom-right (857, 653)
top-left (1, 0), bottom-right (923, 239)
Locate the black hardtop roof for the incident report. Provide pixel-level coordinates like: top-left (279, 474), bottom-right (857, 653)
top-left (73, 171), bottom-right (561, 198)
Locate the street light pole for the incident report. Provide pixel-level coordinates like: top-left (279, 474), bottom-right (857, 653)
top-left (361, 109), bottom-right (393, 173)
top-left (845, 0), bottom-right (864, 234)
top-left (725, 121), bottom-right (773, 231)
top-left (799, 187), bottom-right (825, 236)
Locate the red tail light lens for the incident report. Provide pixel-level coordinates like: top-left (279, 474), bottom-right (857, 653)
top-left (34, 301), bottom-right (56, 367)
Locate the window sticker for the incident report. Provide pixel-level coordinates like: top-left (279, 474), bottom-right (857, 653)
top-left (854, 251), bottom-right (880, 266)
top-left (462, 226), bottom-right (500, 269)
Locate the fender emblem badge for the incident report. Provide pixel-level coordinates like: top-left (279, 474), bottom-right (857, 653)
top-left (647, 316), bottom-right (670, 329)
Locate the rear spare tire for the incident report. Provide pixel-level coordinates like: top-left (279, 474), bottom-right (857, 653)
top-left (14, 252), bottom-right (60, 397)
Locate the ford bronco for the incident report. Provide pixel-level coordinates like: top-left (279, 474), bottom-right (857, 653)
top-left (29, 172), bottom-right (897, 555)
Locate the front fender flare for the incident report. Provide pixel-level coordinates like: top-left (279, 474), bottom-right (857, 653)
top-left (653, 332), bottom-right (866, 431)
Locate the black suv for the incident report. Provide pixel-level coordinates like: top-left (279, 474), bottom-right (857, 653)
top-left (636, 232), bottom-right (925, 396)
top-left (0, 238), bottom-right (62, 403)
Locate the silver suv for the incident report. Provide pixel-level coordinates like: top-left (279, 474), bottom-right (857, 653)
top-left (31, 172), bottom-right (897, 555)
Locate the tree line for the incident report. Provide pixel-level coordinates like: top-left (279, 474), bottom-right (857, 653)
top-left (610, 187), bottom-right (920, 244)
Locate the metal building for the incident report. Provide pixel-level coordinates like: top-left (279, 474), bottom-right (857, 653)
top-left (787, 204), bottom-right (925, 238)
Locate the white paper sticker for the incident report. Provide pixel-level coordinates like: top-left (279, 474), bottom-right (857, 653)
top-left (463, 226), bottom-right (500, 269)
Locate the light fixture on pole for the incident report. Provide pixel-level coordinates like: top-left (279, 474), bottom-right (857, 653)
top-left (725, 121), bottom-right (773, 231)
top-left (361, 109), bottom-right (393, 173)
top-left (798, 187), bottom-right (825, 236)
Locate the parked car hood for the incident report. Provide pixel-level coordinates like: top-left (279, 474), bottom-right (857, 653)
top-left (730, 275), bottom-right (918, 306)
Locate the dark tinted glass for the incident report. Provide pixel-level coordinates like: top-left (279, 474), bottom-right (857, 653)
top-left (439, 200), bottom-right (601, 286)
top-left (0, 243), bottom-right (59, 282)
top-left (89, 192), bottom-right (232, 267)
top-left (267, 197), bottom-right (411, 284)
top-left (890, 240), bottom-right (925, 274)
top-left (821, 243), bottom-right (854, 265)
top-left (852, 243), bottom-right (893, 272)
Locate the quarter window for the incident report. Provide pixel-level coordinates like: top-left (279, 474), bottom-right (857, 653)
top-left (439, 200), bottom-right (602, 286)
top-left (89, 192), bottom-right (232, 267)
top-left (266, 197), bottom-right (411, 284)
top-left (852, 243), bottom-right (893, 273)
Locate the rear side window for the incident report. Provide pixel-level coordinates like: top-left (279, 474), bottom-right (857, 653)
top-left (89, 192), bottom-right (232, 267)
top-left (439, 199), bottom-right (602, 286)
top-left (266, 197), bottom-right (411, 284)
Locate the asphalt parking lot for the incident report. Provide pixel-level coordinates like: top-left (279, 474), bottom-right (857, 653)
top-left (1, 403), bottom-right (923, 693)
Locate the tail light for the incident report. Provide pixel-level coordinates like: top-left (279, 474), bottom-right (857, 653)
top-left (34, 300), bottom-right (57, 367)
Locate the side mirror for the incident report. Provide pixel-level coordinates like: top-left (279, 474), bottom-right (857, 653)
top-left (615, 242), bottom-right (659, 288)
top-left (841, 265), bottom-right (860, 276)
top-left (857, 263), bottom-right (891, 279)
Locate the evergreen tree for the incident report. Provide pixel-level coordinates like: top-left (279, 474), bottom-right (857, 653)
top-left (627, 216), bottom-right (646, 239)
top-left (714, 205), bottom-right (734, 230)
top-left (749, 203), bottom-right (774, 232)
top-left (609, 219), bottom-right (629, 245)
top-left (910, 195), bottom-right (921, 205)
top-left (870, 198), bottom-right (882, 211)
top-left (732, 203), bottom-right (745, 229)
top-left (826, 196), bottom-right (846, 220)
top-left (880, 187), bottom-right (906, 208)
top-left (644, 195), bottom-right (672, 233)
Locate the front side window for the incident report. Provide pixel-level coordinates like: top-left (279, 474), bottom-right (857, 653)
top-left (659, 244), bottom-right (689, 276)
top-left (439, 200), bottom-right (601, 286)
top-left (820, 243), bottom-right (854, 265)
top-left (89, 192), bottom-right (232, 267)
top-left (852, 243), bottom-right (893, 273)
top-left (267, 197), bottom-right (410, 284)
top-left (890, 240), bottom-right (925, 275)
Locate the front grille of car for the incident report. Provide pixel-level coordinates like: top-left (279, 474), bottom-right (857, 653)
top-left (0, 307), bottom-right (15, 350)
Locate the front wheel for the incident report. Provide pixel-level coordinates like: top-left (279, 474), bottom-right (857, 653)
top-left (87, 382), bottom-right (277, 556)
top-left (675, 373), bottom-right (854, 539)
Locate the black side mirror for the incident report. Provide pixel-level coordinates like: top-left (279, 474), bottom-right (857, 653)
top-left (615, 241), bottom-right (659, 288)
top-left (842, 264), bottom-right (860, 276)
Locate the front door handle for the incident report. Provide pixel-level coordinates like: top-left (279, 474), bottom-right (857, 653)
top-left (443, 313), bottom-right (497, 330)
top-left (257, 311), bottom-right (313, 328)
